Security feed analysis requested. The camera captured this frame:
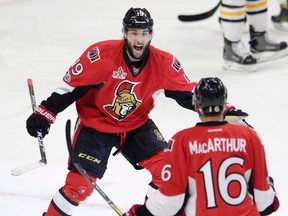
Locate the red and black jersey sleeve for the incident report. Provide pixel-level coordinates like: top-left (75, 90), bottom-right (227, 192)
top-left (164, 90), bottom-right (195, 110)
top-left (149, 46), bottom-right (197, 110)
top-left (40, 41), bottom-right (118, 114)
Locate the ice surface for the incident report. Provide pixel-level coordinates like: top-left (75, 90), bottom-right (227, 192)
top-left (1, 0), bottom-right (287, 215)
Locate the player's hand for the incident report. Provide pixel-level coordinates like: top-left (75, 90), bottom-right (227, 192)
top-left (224, 105), bottom-right (253, 128)
top-left (123, 204), bottom-right (142, 216)
top-left (225, 107), bottom-right (248, 118)
top-left (26, 105), bottom-right (56, 138)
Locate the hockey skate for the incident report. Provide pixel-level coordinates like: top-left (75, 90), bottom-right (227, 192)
top-left (271, 4), bottom-right (288, 32)
top-left (223, 38), bottom-right (257, 72)
top-left (249, 26), bottom-right (288, 63)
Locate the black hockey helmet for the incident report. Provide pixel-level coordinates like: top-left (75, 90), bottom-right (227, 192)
top-left (193, 77), bottom-right (227, 115)
top-left (123, 8), bottom-right (154, 33)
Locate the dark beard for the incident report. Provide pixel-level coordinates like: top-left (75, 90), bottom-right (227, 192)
top-left (125, 40), bottom-right (150, 60)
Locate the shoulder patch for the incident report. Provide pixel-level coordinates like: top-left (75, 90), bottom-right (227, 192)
top-left (63, 71), bottom-right (71, 82)
top-left (171, 57), bottom-right (181, 72)
top-left (164, 138), bottom-right (175, 152)
top-left (88, 46), bottom-right (100, 63)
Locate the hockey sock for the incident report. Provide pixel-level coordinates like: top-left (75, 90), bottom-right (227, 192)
top-left (45, 170), bottom-right (96, 215)
top-left (139, 151), bottom-right (164, 188)
top-left (61, 170), bottom-right (96, 202)
top-left (220, 0), bottom-right (246, 41)
top-left (246, 0), bottom-right (268, 32)
top-left (45, 189), bottom-right (78, 216)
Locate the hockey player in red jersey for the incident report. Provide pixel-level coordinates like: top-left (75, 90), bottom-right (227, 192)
top-left (26, 8), bottom-right (248, 216)
top-left (125, 77), bottom-right (279, 216)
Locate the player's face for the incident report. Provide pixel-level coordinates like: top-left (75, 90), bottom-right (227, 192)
top-left (125, 28), bottom-right (151, 61)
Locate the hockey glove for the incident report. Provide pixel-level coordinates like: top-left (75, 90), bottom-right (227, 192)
top-left (224, 105), bottom-right (253, 128)
top-left (124, 204), bottom-right (155, 216)
top-left (26, 104), bottom-right (56, 138)
top-left (123, 205), bottom-right (141, 216)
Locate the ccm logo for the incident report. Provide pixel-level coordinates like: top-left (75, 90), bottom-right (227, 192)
top-left (78, 153), bottom-right (101, 164)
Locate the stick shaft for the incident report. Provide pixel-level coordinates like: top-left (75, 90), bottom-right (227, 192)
top-left (27, 78), bottom-right (47, 164)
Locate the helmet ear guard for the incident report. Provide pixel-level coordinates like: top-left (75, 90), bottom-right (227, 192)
top-left (193, 77), bottom-right (227, 115)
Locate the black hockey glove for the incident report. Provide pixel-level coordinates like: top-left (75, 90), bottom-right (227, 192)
top-left (225, 107), bottom-right (248, 118)
top-left (26, 104), bottom-right (56, 138)
top-left (124, 204), bottom-right (154, 216)
top-left (224, 105), bottom-right (253, 129)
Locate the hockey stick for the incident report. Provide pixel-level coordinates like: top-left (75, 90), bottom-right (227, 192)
top-left (65, 119), bottom-right (123, 216)
top-left (11, 79), bottom-right (47, 176)
top-left (27, 78), bottom-right (47, 165)
top-left (178, 1), bottom-right (221, 22)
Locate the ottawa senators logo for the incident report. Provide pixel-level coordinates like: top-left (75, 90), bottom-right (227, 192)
top-left (104, 81), bottom-right (141, 120)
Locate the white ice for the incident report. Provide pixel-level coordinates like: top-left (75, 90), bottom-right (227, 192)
top-left (1, 0), bottom-right (287, 215)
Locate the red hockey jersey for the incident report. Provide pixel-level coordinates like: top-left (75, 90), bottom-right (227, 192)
top-left (56, 40), bottom-right (195, 133)
top-left (146, 122), bottom-right (277, 216)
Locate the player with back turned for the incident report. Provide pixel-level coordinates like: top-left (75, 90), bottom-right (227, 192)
top-left (25, 8), bottom-right (249, 216)
top-left (125, 77), bottom-right (279, 216)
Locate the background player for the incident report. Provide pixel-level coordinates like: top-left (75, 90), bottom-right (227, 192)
top-left (271, 0), bottom-right (288, 31)
top-left (125, 77), bottom-right (279, 216)
top-left (220, 0), bottom-right (288, 72)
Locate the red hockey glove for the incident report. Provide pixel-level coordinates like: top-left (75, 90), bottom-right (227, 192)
top-left (123, 204), bottom-right (142, 216)
top-left (26, 104), bottom-right (56, 138)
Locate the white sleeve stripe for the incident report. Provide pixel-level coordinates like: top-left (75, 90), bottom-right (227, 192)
top-left (146, 191), bottom-right (185, 216)
top-left (254, 187), bottom-right (276, 212)
top-left (55, 80), bottom-right (75, 95)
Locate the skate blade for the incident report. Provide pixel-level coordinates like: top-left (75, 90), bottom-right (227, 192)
top-left (253, 48), bottom-right (288, 63)
top-left (272, 23), bottom-right (288, 32)
top-left (223, 61), bottom-right (257, 72)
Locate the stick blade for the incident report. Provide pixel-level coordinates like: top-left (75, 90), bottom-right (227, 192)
top-left (11, 161), bottom-right (45, 176)
top-left (178, 1), bottom-right (220, 22)
top-left (178, 14), bottom-right (209, 22)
